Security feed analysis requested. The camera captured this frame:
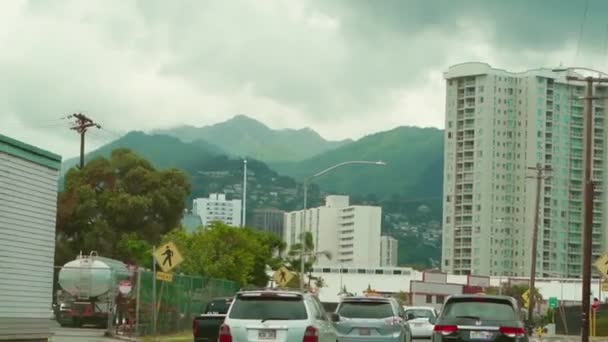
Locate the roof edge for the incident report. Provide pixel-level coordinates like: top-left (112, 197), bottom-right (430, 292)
top-left (0, 133), bottom-right (62, 170)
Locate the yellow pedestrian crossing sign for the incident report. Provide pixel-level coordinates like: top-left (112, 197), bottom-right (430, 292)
top-left (522, 289), bottom-right (530, 309)
top-left (273, 266), bottom-right (295, 287)
top-left (594, 254), bottom-right (608, 280)
top-left (154, 242), bottom-right (184, 273)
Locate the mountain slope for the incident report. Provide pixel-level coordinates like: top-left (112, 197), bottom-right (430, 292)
top-left (61, 131), bottom-right (223, 174)
top-left (154, 115), bottom-right (352, 162)
top-left (271, 126), bottom-right (444, 203)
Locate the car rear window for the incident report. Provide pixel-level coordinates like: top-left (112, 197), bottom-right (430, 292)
top-left (441, 298), bottom-right (517, 321)
top-left (405, 309), bottom-right (435, 319)
top-left (229, 295), bottom-right (308, 320)
top-left (338, 301), bottom-right (394, 319)
top-left (205, 299), bottom-right (231, 314)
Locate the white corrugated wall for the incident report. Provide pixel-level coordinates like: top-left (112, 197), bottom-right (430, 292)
top-left (0, 152), bottom-right (58, 340)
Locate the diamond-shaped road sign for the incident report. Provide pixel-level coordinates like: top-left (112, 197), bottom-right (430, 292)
top-left (594, 254), bottom-right (608, 280)
top-left (154, 242), bottom-right (184, 273)
top-left (522, 289), bottom-right (530, 309)
top-left (273, 266), bottom-right (295, 287)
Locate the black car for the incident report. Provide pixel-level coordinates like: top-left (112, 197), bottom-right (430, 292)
top-left (431, 295), bottom-right (528, 342)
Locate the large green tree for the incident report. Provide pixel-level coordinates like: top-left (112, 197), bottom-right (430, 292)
top-left (55, 148), bottom-right (190, 265)
top-left (162, 222), bottom-right (285, 286)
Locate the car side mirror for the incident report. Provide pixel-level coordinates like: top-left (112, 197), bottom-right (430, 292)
top-left (329, 313), bottom-right (340, 322)
top-left (429, 317), bottom-right (437, 325)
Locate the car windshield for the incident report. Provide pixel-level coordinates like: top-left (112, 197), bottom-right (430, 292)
top-left (405, 309), bottom-right (435, 319)
top-left (338, 301), bottom-right (394, 319)
top-left (441, 298), bottom-right (517, 321)
top-left (229, 295), bottom-right (307, 320)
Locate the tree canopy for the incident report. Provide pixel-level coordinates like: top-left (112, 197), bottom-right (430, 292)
top-left (55, 148), bottom-right (191, 266)
top-left (162, 222), bottom-right (285, 285)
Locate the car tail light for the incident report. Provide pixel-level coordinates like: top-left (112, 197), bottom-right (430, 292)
top-left (499, 326), bottom-right (526, 338)
top-left (303, 326), bottom-right (318, 342)
top-left (219, 324), bottom-right (232, 342)
top-left (434, 325), bottom-right (458, 335)
top-left (385, 316), bottom-right (403, 326)
top-left (192, 319), bottom-right (198, 337)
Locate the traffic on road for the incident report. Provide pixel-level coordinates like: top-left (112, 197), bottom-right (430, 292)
top-left (191, 289), bottom-right (531, 342)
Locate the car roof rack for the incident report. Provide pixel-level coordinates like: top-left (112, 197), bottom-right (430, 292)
top-left (238, 286), bottom-right (304, 292)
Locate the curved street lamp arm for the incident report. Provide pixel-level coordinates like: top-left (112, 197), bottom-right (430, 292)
top-left (308, 160), bottom-right (386, 181)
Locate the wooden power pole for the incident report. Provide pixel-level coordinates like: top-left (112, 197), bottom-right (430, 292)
top-left (527, 163), bottom-right (551, 327)
top-left (69, 113), bottom-right (100, 169)
top-left (558, 72), bottom-right (608, 342)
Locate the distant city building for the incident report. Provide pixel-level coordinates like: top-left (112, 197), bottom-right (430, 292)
top-left (181, 210), bottom-right (203, 233)
top-left (252, 207), bottom-right (285, 238)
top-left (442, 62), bottom-right (607, 278)
top-left (283, 195), bottom-right (382, 268)
top-left (193, 193), bottom-right (242, 227)
top-left (380, 236), bottom-right (399, 267)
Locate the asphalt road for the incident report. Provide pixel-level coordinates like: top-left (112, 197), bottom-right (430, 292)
top-left (49, 322), bottom-right (125, 342)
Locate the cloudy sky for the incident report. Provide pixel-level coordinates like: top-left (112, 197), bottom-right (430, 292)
top-left (2, 0), bottom-right (608, 158)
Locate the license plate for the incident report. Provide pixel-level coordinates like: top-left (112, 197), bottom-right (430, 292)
top-left (258, 330), bottom-right (276, 340)
top-left (359, 328), bottom-right (370, 336)
top-left (470, 331), bottom-right (493, 340)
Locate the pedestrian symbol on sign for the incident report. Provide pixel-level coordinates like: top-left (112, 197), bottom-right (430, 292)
top-left (162, 245), bottom-right (174, 267)
top-left (280, 269), bottom-right (287, 282)
top-left (153, 242), bottom-right (184, 273)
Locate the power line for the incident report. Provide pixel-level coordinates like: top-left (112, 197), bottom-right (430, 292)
top-left (575, 0), bottom-right (590, 62)
top-left (68, 113), bottom-right (100, 169)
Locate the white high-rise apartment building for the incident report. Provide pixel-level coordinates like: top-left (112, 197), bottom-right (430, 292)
top-left (193, 193), bottom-right (242, 227)
top-left (442, 62), bottom-right (607, 278)
top-left (380, 236), bottom-right (399, 267)
top-left (283, 195), bottom-right (382, 268)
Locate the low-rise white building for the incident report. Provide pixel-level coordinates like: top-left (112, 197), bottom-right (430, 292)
top-left (380, 236), bottom-right (399, 267)
top-left (284, 195), bottom-right (382, 268)
top-left (303, 266), bottom-right (608, 306)
top-left (193, 193), bottom-right (242, 227)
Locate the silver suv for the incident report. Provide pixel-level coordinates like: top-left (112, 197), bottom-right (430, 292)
top-left (220, 289), bottom-right (337, 342)
top-left (333, 296), bottom-right (407, 342)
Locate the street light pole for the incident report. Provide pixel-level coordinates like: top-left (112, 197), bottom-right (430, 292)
top-left (299, 160), bottom-right (386, 291)
top-left (242, 159), bottom-right (247, 227)
top-left (553, 68), bottom-right (608, 342)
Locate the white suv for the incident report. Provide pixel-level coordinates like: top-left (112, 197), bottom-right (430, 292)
top-left (220, 289), bottom-right (338, 342)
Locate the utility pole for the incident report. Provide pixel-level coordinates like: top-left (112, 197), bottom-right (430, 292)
top-left (242, 159), bottom-right (247, 227)
top-left (555, 72), bottom-right (608, 342)
top-left (526, 163), bottom-right (551, 327)
top-left (69, 113), bottom-right (100, 169)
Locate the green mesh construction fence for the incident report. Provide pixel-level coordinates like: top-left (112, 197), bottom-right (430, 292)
top-left (135, 270), bottom-right (239, 336)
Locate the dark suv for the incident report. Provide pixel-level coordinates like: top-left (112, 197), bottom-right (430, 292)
top-left (431, 295), bottom-right (528, 342)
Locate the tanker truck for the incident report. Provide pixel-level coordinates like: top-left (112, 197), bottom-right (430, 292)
top-left (55, 252), bottom-right (130, 328)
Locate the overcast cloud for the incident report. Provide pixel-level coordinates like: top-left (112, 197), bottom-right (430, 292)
top-left (1, 0), bottom-right (608, 158)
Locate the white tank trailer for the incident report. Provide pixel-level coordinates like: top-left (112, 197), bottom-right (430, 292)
top-left (55, 252), bottom-right (130, 327)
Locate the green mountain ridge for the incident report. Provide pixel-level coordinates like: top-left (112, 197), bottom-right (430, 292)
top-left (61, 131), bottom-right (224, 174)
top-left (270, 126), bottom-right (445, 206)
top-left (154, 114), bottom-right (352, 162)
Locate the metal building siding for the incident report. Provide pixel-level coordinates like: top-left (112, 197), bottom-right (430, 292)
top-left (0, 151), bottom-right (59, 341)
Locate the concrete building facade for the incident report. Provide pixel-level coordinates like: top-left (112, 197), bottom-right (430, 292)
top-left (380, 236), bottom-right (399, 267)
top-left (193, 193), bottom-right (242, 227)
top-left (252, 207), bottom-right (285, 238)
top-left (283, 195), bottom-right (382, 268)
top-left (442, 62), bottom-right (607, 278)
